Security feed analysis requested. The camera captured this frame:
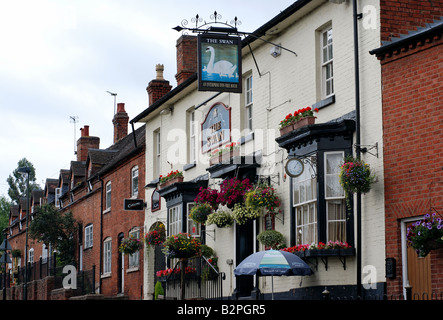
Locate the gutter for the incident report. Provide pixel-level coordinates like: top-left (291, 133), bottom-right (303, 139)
top-left (353, 0), bottom-right (362, 297)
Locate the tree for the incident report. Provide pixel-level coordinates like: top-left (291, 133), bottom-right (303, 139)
top-left (0, 196), bottom-right (11, 244)
top-left (28, 204), bottom-right (78, 265)
top-left (7, 158), bottom-right (40, 204)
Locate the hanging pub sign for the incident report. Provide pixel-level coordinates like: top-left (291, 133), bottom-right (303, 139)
top-left (197, 33), bottom-right (242, 93)
top-left (201, 102), bottom-right (231, 154)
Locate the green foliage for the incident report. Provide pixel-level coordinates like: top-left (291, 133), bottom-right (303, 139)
top-left (154, 281), bottom-right (164, 300)
top-left (7, 158), bottom-right (40, 204)
top-left (29, 203), bottom-right (78, 265)
top-left (189, 203), bottom-right (212, 224)
top-left (257, 230), bottom-right (285, 249)
top-left (0, 196), bottom-right (11, 244)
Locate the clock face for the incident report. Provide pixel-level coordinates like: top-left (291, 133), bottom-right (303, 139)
top-left (285, 158), bottom-right (304, 177)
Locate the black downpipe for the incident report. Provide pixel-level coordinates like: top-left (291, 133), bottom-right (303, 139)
top-left (353, 0), bottom-right (362, 297)
top-left (98, 176), bottom-right (104, 294)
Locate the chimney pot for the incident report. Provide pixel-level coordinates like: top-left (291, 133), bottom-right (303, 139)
top-left (117, 102), bottom-right (126, 113)
top-left (156, 64), bottom-right (165, 80)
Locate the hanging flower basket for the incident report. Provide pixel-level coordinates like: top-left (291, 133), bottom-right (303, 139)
top-left (194, 186), bottom-right (219, 211)
top-left (407, 213), bottom-right (443, 257)
top-left (161, 233), bottom-right (202, 259)
top-left (216, 177), bottom-right (252, 209)
top-left (119, 235), bottom-right (143, 255)
top-left (145, 223), bottom-right (166, 248)
top-left (159, 170), bottom-right (184, 188)
top-left (245, 184), bottom-right (281, 215)
top-left (257, 230), bottom-right (285, 249)
top-left (206, 210), bottom-right (234, 228)
top-left (339, 156), bottom-right (375, 194)
top-left (189, 203), bottom-right (213, 225)
top-left (231, 203), bottom-right (262, 225)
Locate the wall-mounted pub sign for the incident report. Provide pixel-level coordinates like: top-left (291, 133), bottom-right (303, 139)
top-left (201, 102), bottom-right (231, 154)
top-left (197, 34), bottom-right (242, 93)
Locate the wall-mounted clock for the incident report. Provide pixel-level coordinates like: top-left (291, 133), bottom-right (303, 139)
top-left (285, 158), bottom-right (304, 178)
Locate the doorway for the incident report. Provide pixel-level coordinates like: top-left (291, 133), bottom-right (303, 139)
top-left (402, 219), bottom-right (432, 299)
top-left (118, 233), bottom-right (124, 294)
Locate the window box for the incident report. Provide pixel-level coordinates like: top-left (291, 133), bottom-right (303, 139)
top-left (159, 176), bottom-right (184, 189)
top-left (295, 247), bottom-right (355, 258)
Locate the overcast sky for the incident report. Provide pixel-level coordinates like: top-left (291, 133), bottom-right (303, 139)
top-left (0, 0), bottom-right (296, 198)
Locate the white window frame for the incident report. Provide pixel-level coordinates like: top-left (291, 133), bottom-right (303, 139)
top-left (188, 110), bottom-right (197, 164)
top-left (131, 166), bottom-right (139, 198)
top-left (245, 74), bottom-right (253, 132)
top-left (29, 248), bottom-right (34, 263)
top-left (85, 224), bottom-right (93, 249)
top-left (324, 151), bottom-right (346, 242)
top-left (293, 156), bottom-right (317, 245)
top-left (55, 187), bottom-right (62, 208)
top-left (154, 130), bottom-right (161, 178)
top-left (105, 181), bottom-right (111, 211)
top-left (321, 27), bottom-right (334, 98)
top-left (128, 229), bottom-right (140, 269)
top-left (103, 238), bottom-right (112, 274)
top-left (168, 205), bottom-right (182, 236)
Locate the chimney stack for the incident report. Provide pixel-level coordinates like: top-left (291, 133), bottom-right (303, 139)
top-left (113, 102), bottom-right (129, 143)
top-left (147, 64), bottom-right (172, 106)
top-left (77, 125), bottom-right (100, 162)
top-left (175, 35), bottom-right (197, 85)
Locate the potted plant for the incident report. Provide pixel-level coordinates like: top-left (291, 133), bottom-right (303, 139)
top-left (194, 186), bottom-right (219, 211)
top-left (407, 213), bottom-right (443, 257)
top-left (279, 106), bottom-right (319, 136)
top-left (292, 106), bottom-right (319, 130)
top-left (206, 210), bottom-right (234, 228)
top-left (161, 233), bottom-right (201, 260)
top-left (245, 184), bottom-right (281, 214)
top-left (231, 203), bottom-right (261, 225)
top-left (159, 170), bottom-right (184, 188)
top-left (282, 241), bottom-right (353, 258)
top-left (257, 230), bottom-right (285, 249)
top-left (209, 142), bottom-right (240, 165)
top-left (119, 234), bottom-right (143, 255)
top-left (339, 155), bottom-right (375, 194)
top-left (11, 249), bottom-right (21, 258)
top-left (189, 203), bottom-right (213, 225)
top-left (216, 177), bottom-right (252, 209)
top-left (145, 223), bottom-right (166, 248)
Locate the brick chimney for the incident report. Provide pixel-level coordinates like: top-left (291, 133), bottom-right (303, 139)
top-left (113, 102), bottom-right (129, 143)
top-left (77, 125), bottom-right (100, 162)
top-left (175, 35), bottom-right (197, 85)
top-left (147, 64), bottom-right (172, 106)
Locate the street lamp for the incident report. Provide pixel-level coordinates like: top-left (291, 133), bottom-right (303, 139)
top-left (17, 166), bottom-right (30, 300)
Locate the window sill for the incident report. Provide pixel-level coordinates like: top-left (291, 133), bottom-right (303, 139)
top-left (127, 266), bottom-right (139, 273)
top-left (103, 208), bottom-right (111, 214)
top-left (238, 131), bottom-right (254, 145)
top-left (294, 248), bottom-right (355, 271)
top-left (101, 272), bottom-right (111, 279)
top-left (183, 162), bottom-right (196, 171)
top-left (312, 94), bottom-right (335, 110)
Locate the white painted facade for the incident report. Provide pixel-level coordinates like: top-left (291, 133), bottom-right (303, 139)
top-left (137, 0), bottom-right (385, 299)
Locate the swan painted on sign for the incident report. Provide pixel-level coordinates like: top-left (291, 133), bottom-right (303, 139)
top-left (205, 46), bottom-right (237, 77)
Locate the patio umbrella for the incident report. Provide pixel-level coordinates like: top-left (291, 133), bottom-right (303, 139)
top-left (234, 249), bottom-right (312, 299)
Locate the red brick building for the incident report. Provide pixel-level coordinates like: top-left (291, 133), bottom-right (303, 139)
top-left (5, 103), bottom-right (146, 300)
top-left (371, 2), bottom-right (443, 299)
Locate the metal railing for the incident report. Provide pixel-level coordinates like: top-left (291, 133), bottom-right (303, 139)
top-left (159, 256), bottom-right (225, 300)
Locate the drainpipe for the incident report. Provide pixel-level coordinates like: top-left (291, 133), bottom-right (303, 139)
top-left (98, 176), bottom-right (104, 294)
top-left (353, 0), bottom-right (362, 297)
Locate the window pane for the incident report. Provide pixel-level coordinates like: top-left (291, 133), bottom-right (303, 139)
top-left (327, 199), bottom-right (346, 242)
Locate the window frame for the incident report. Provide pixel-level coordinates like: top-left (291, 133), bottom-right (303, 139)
top-left (168, 205), bottom-right (182, 236)
top-left (321, 27), bottom-right (334, 99)
top-left (128, 229), bottom-right (141, 268)
top-left (85, 224), bottom-right (93, 249)
top-left (105, 181), bottom-right (111, 211)
top-left (103, 238), bottom-right (112, 274)
top-left (245, 74), bottom-right (253, 132)
top-left (154, 129), bottom-right (161, 178)
top-left (187, 202), bottom-right (200, 238)
top-left (131, 166), bottom-right (139, 198)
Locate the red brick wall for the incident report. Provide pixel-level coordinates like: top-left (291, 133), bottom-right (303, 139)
top-left (380, 0), bottom-right (443, 42)
top-left (382, 38), bottom-right (443, 296)
top-left (99, 151), bottom-right (145, 299)
top-left (175, 35), bottom-right (197, 85)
